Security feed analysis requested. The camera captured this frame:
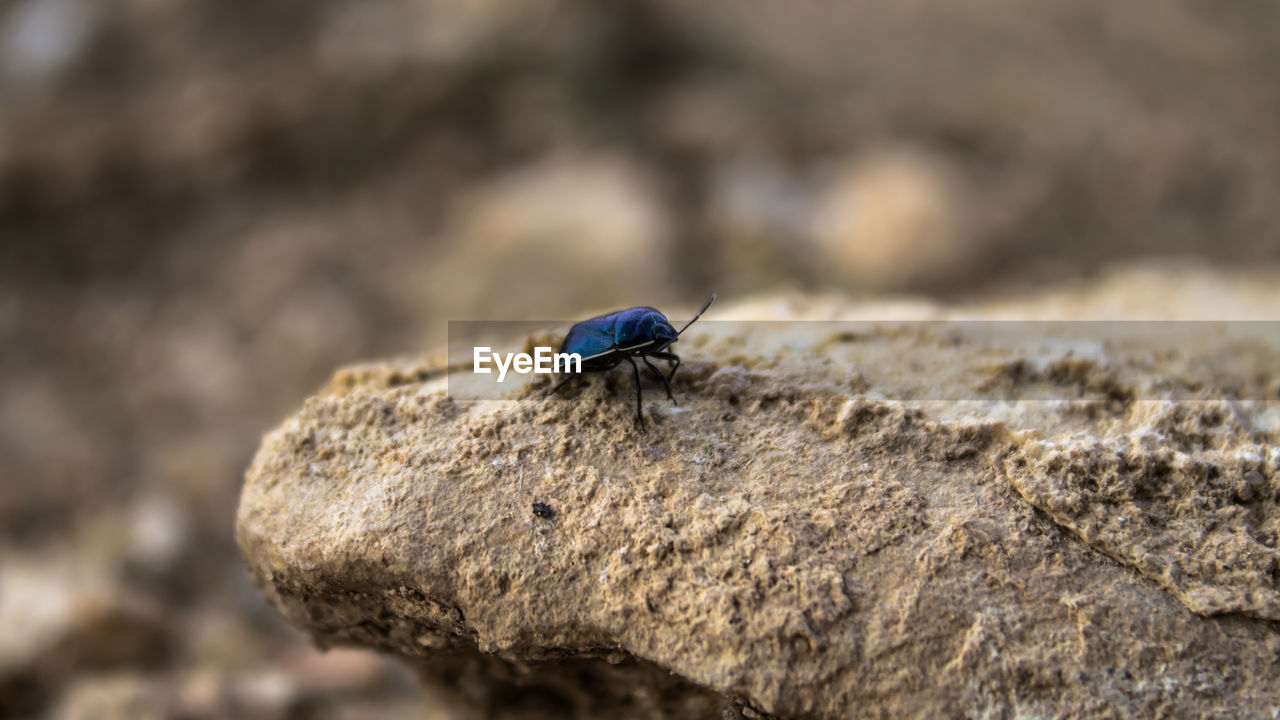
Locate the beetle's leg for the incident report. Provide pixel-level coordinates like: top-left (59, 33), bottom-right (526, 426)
top-left (649, 350), bottom-right (680, 385)
top-left (626, 356), bottom-right (646, 429)
top-left (543, 372), bottom-right (578, 398)
top-left (643, 356), bottom-right (675, 404)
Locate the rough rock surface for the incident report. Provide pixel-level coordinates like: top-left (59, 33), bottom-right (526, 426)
top-left (238, 282), bottom-right (1280, 718)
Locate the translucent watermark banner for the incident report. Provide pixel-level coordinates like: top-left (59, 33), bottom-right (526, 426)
top-left (446, 320), bottom-right (1280, 402)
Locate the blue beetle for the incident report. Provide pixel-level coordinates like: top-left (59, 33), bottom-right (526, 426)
top-left (546, 293), bottom-right (716, 427)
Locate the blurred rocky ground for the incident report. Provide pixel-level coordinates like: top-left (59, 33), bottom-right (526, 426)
top-left (1, 0), bottom-right (1278, 716)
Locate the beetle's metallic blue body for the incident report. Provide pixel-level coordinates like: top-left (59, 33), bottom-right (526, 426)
top-left (559, 307), bottom-right (679, 367)
top-left (547, 294), bottom-right (715, 428)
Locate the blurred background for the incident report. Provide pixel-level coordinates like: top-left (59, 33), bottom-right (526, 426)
top-left (1, 0), bottom-right (1278, 717)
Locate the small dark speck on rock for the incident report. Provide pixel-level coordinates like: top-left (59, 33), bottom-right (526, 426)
top-left (532, 502), bottom-right (555, 519)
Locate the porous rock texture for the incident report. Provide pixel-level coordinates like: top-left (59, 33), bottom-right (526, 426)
top-left (238, 271), bottom-right (1280, 718)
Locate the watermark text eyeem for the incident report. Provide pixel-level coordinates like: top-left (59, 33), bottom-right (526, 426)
top-left (473, 347), bottom-right (581, 383)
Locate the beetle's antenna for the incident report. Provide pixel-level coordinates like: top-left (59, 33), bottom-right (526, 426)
top-left (676, 293), bottom-right (716, 336)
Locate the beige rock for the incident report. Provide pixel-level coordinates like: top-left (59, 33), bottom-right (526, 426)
top-left (238, 276), bottom-right (1280, 718)
top-left (0, 554), bottom-right (172, 714)
top-left (811, 148), bottom-right (976, 291)
top-left (427, 154), bottom-right (676, 322)
top-left (50, 674), bottom-right (168, 720)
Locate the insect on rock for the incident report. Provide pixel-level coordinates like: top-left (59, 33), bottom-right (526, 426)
top-left (545, 293), bottom-right (716, 429)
